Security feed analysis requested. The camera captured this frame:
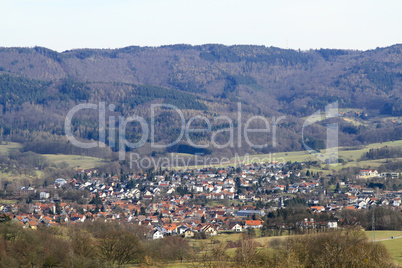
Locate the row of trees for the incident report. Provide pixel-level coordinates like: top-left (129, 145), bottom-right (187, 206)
top-left (0, 220), bottom-right (192, 267)
top-left (0, 219), bottom-right (393, 267)
top-left (361, 146), bottom-right (402, 161)
top-left (257, 206), bottom-right (402, 237)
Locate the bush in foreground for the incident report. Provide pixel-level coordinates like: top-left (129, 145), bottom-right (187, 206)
top-left (234, 230), bottom-right (395, 268)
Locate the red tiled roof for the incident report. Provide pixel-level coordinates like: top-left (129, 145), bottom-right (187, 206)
top-left (245, 220), bottom-right (262, 226)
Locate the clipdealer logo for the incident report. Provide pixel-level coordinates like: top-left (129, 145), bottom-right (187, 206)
top-left (64, 102), bottom-right (285, 162)
top-left (64, 101), bottom-right (338, 168)
top-left (302, 101), bottom-right (339, 166)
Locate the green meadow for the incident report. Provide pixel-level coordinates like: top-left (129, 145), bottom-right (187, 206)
top-left (43, 154), bottom-right (108, 170)
top-left (0, 142), bottom-right (108, 180)
top-left (0, 142), bottom-right (22, 154)
top-left (179, 139), bottom-right (402, 171)
top-left (364, 231), bottom-right (402, 265)
top-left (229, 139), bottom-right (402, 170)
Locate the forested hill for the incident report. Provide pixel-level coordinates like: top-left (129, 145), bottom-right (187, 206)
top-left (0, 44), bottom-right (401, 158)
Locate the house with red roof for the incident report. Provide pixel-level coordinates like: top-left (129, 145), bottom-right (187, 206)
top-left (244, 220), bottom-right (262, 229)
top-left (357, 169), bottom-right (379, 179)
top-left (310, 206), bottom-right (325, 212)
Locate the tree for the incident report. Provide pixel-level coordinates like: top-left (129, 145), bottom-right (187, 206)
top-left (89, 192), bottom-right (102, 205)
top-left (235, 234), bottom-right (258, 267)
top-left (55, 202), bottom-right (62, 215)
top-left (11, 228), bottom-right (70, 268)
top-left (95, 222), bottom-right (145, 266)
top-left (148, 236), bottom-right (192, 262)
top-left (140, 207), bottom-right (146, 215)
top-left (99, 231), bottom-right (144, 266)
top-left (70, 228), bottom-right (104, 267)
top-left (335, 182), bottom-right (340, 193)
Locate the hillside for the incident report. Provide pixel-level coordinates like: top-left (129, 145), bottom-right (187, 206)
top-left (0, 44), bottom-right (401, 159)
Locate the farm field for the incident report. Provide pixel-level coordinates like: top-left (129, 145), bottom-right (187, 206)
top-left (0, 142), bottom-right (22, 154)
top-left (364, 230), bottom-right (402, 265)
top-left (0, 142), bottom-right (108, 170)
top-left (368, 230), bottom-right (402, 240)
top-left (0, 142), bottom-right (109, 180)
top-left (3, 140), bottom-right (401, 172)
top-left (228, 139), bottom-right (402, 170)
top-left (381, 238), bottom-right (402, 265)
top-left (43, 154), bottom-right (108, 170)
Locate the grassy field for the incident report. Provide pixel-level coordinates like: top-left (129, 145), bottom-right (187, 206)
top-left (381, 238), bottom-right (402, 265)
top-left (181, 139), bottom-right (402, 171)
top-left (338, 108), bottom-right (364, 113)
top-left (0, 199), bottom-right (18, 205)
top-left (378, 115), bottom-right (402, 122)
top-left (0, 142), bottom-right (108, 170)
top-left (0, 142), bottom-right (22, 154)
top-left (302, 110), bottom-right (400, 128)
top-left (364, 231), bottom-right (402, 265)
top-left (342, 117), bottom-right (365, 126)
top-left (0, 142), bottom-right (108, 181)
top-left (43, 154), bottom-right (108, 170)
top-left (338, 139), bottom-right (402, 158)
top-left (301, 108), bottom-right (363, 122)
top-left (365, 230), bottom-right (402, 241)
top-left (0, 169), bottom-right (43, 180)
top-left (227, 139), bottom-right (402, 169)
top-left (3, 138), bottom-right (401, 172)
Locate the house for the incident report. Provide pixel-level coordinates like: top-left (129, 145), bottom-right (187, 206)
top-left (349, 185), bottom-right (362, 193)
top-left (235, 210), bottom-right (265, 217)
top-left (244, 220), bottom-right (263, 229)
top-left (131, 189), bottom-right (141, 199)
top-left (229, 223), bottom-right (243, 232)
top-left (357, 169), bottom-right (379, 179)
top-left (40, 192), bottom-right (50, 199)
top-left (153, 188), bottom-right (161, 195)
top-left (287, 187), bottom-right (298, 194)
top-left (363, 188), bottom-right (375, 195)
top-left (309, 198), bottom-right (320, 205)
top-left (143, 195), bottom-right (153, 201)
top-left (54, 178), bottom-right (67, 186)
top-left (148, 216), bottom-right (159, 223)
top-left (176, 225), bottom-right (189, 235)
top-left (274, 185), bottom-right (285, 191)
top-left (202, 224), bottom-right (218, 236)
top-left (27, 221), bottom-right (37, 230)
top-left (70, 213), bottom-right (86, 223)
top-left (296, 218), bottom-right (316, 229)
top-left (238, 194), bottom-right (246, 200)
top-left (153, 230), bottom-right (164, 240)
top-left (222, 190), bottom-right (235, 199)
top-left (380, 172), bottom-right (400, 178)
top-left (310, 206), bottom-right (325, 212)
top-left (154, 225), bottom-right (168, 235)
top-left (327, 221), bottom-right (338, 229)
top-left (184, 229), bottom-right (195, 238)
top-left (193, 186), bottom-right (204, 192)
top-left (392, 198), bottom-right (401, 207)
top-left (164, 224), bottom-right (177, 234)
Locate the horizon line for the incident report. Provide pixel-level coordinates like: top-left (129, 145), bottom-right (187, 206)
top-left (1, 43), bottom-right (401, 54)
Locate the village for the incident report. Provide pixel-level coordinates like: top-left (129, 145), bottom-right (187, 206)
top-left (1, 161), bottom-right (401, 240)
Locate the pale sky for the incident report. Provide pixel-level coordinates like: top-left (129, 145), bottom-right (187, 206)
top-left (1, 0), bottom-right (401, 52)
